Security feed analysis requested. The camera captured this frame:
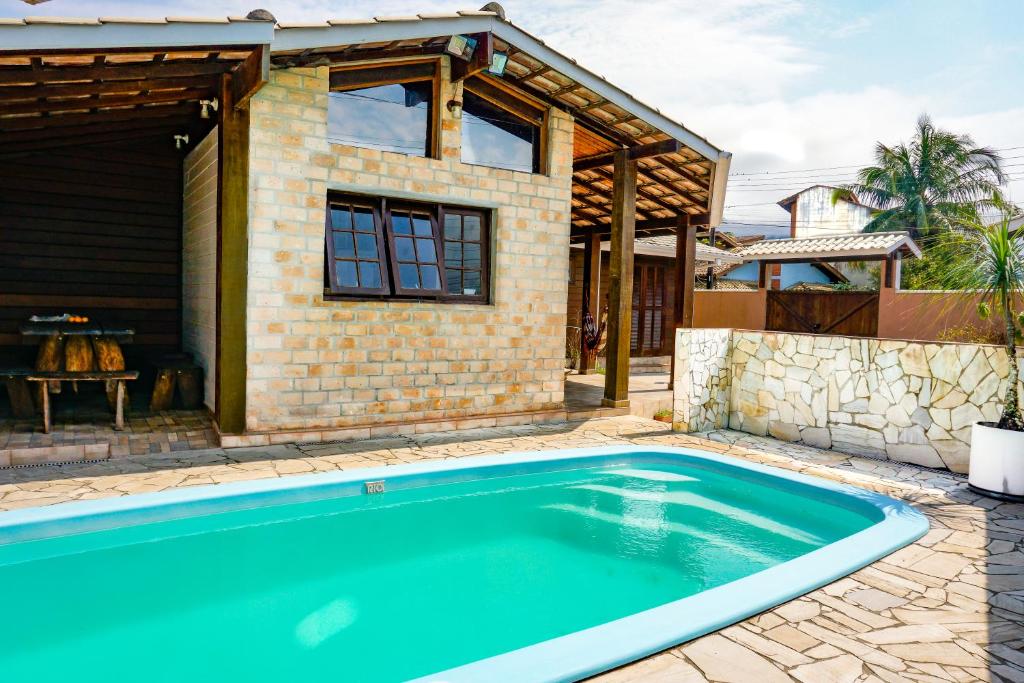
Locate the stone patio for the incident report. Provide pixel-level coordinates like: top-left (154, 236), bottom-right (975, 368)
top-left (0, 415), bottom-right (1021, 682)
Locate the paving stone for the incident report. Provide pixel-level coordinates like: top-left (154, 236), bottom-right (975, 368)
top-left (859, 624), bottom-right (956, 645)
top-left (845, 587), bottom-right (909, 612)
top-left (682, 634), bottom-right (791, 683)
top-left (790, 654), bottom-right (863, 683)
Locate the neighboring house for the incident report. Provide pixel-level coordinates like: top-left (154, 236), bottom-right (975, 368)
top-left (777, 185), bottom-right (873, 238)
top-left (566, 236), bottom-right (740, 356)
top-left (0, 8), bottom-right (729, 443)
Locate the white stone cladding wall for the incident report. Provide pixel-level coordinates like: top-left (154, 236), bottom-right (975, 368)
top-left (181, 127), bottom-right (218, 410)
top-left (674, 328), bottom-right (1022, 473)
top-left (244, 63), bottom-right (572, 434)
top-left (672, 328), bottom-right (731, 432)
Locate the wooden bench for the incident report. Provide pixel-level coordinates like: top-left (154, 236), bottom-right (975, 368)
top-left (27, 371), bottom-right (139, 433)
top-left (0, 367), bottom-right (35, 419)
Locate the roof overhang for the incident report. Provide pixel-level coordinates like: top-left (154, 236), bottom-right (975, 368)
top-left (0, 16), bottom-right (274, 51)
top-left (738, 231), bottom-right (922, 263)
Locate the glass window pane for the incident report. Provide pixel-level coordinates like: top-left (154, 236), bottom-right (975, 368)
top-left (461, 91), bottom-right (538, 173)
top-left (463, 243), bottom-right (481, 268)
top-left (444, 214), bottom-right (462, 240)
top-left (395, 237), bottom-right (416, 261)
top-left (415, 238), bottom-right (437, 263)
top-left (446, 269), bottom-right (462, 292)
top-left (358, 262), bottom-right (381, 289)
top-left (330, 207), bottom-right (352, 229)
top-left (412, 215), bottom-right (433, 237)
top-left (463, 270), bottom-right (481, 294)
top-left (327, 82), bottom-right (432, 156)
top-left (353, 207), bottom-right (375, 232)
top-left (399, 263), bottom-right (420, 289)
top-left (444, 241), bottom-right (462, 264)
top-left (420, 265), bottom-right (440, 290)
top-left (463, 215), bottom-right (481, 241)
top-left (333, 231), bottom-right (355, 258)
top-left (355, 233), bottom-right (378, 259)
top-left (392, 214), bottom-right (412, 235)
top-left (337, 260), bottom-right (358, 287)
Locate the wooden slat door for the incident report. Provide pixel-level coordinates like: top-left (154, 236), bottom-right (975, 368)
top-left (631, 263), bottom-right (667, 355)
top-left (766, 291), bottom-right (879, 337)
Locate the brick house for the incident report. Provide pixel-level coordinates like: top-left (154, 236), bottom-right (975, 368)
top-left (0, 8), bottom-right (730, 451)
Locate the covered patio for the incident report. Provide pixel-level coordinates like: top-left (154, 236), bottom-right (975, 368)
top-left (0, 16), bottom-right (273, 463)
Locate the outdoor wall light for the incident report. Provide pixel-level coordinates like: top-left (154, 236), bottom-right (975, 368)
top-left (445, 34), bottom-right (477, 61)
top-left (446, 99), bottom-right (463, 119)
top-left (199, 98), bottom-right (219, 120)
top-left (174, 134), bottom-right (190, 150)
top-left (488, 52), bottom-right (508, 76)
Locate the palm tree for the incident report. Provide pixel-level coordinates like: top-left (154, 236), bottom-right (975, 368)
top-left (834, 115), bottom-right (1006, 238)
top-left (945, 212), bottom-right (1024, 430)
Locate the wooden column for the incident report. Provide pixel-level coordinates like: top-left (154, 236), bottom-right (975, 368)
top-left (668, 215), bottom-right (697, 390)
top-left (602, 149), bottom-right (637, 408)
top-left (215, 73), bottom-right (251, 435)
top-left (578, 232), bottom-right (602, 374)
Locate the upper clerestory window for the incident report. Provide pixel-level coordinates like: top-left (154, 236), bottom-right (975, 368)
top-left (461, 76), bottom-right (545, 174)
top-left (327, 61), bottom-right (438, 158)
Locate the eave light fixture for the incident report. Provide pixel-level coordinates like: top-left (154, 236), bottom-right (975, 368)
top-left (174, 134), bottom-right (190, 150)
top-left (487, 52), bottom-right (508, 76)
top-left (199, 98), bottom-right (219, 119)
top-left (444, 34), bottom-right (478, 61)
top-left (446, 99), bottom-right (463, 119)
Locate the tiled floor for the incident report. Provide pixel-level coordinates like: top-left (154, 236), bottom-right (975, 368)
top-left (0, 388), bottom-right (217, 464)
top-left (0, 415), bottom-right (1021, 681)
top-left (565, 372), bottom-right (673, 418)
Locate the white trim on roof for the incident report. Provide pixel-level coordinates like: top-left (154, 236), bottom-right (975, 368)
top-left (271, 14), bottom-right (723, 161)
top-left (738, 231), bottom-right (921, 262)
top-left (0, 17), bottom-right (274, 51)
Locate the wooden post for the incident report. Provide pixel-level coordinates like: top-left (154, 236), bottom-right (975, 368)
top-left (216, 73), bottom-right (250, 435)
top-left (757, 261), bottom-right (769, 289)
top-left (602, 149), bottom-right (636, 408)
top-left (40, 385), bottom-right (50, 434)
top-left (669, 216), bottom-right (697, 390)
top-left (579, 232), bottom-right (602, 374)
top-left (114, 380), bottom-right (125, 431)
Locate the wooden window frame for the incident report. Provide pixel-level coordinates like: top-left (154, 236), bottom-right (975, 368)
top-left (324, 198), bottom-right (391, 296)
top-left (439, 205), bottom-right (490, 304)
top-left (328, 59), bottom-right (442, 159)
top-left (324, 192), bottom-right (491, 304)
top-left (384, 201), bottom-right (447, 297)
top-left (463, 75), bottom-right (548, 175)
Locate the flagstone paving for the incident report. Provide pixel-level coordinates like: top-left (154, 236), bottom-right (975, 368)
top-left (0, 415), bottom-right (1021, 682)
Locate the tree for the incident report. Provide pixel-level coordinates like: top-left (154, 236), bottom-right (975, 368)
top-left (944, 212), bottom-right (1024, 430)
top-left (834, 115), bottom-right (1006, 239)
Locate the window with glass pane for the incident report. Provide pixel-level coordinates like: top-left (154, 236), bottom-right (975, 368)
top-left (443, 210), bottom-right (486, 300)
top-left (461, 91), bottom-right (540, 173)
top-left (327, 81), bottom-right (433, 156)
top-left (325, 201), bottom-right (388, 295)
top-left (388, 208), bottom-right (443, 293)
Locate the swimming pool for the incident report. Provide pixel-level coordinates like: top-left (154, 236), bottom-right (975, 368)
top-left (0, 445), bottom-right (927, 682)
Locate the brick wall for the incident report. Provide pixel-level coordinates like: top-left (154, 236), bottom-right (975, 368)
top-left (181, 127), bottom-right (218, 410)
top-left (243, 61), bottom-right (573, 437)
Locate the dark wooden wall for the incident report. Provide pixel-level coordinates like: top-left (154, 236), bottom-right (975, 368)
top-left (0, 138), bottom-right (183, 366)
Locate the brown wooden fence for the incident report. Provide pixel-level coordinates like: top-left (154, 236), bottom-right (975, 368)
top-left (767, 291), bottom-right (879, 337)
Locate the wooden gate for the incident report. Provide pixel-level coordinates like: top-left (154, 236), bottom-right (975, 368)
top-left (766, 291), bottom-right (879, 337)
top-left (630, 263), bottom-right (668, 355)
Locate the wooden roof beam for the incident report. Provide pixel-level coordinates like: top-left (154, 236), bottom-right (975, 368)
top-left (573, 139), bottom-right (683, 172)
top-left (230, 44), bottom-right (268, 109)
top-left (0, 75), bottom-right (219, 100)
top-left (0, 87), bottom-right (212, 116)
top-left (0, 60), bottom-right (232, 86)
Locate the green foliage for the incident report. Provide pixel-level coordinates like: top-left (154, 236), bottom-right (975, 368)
top-left (935, 322), bottom-right (1003, 345)
top-left (654, 409), bottom-right (673, 419)
top-left (941, 213), bottom-right (1024, 430)
top-left (832, 114), bottom-right (1006, 239)
top-left (978, 302), bottom-right (991, 319)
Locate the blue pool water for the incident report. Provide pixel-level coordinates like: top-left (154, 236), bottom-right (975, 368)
top-left (0, 446), bottom-right (927, 682)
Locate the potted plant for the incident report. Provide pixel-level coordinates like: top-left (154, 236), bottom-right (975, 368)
top-left (653, 409), bottom-right (673, 424)
top-left (960, 213), bottom-right (1024, 500)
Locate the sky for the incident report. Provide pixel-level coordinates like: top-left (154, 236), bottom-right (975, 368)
top-left (6, 0), bottom-right (1024, 235)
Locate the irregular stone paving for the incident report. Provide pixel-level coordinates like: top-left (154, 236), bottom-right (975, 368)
top-left (0, 415), bottom-right (1021, 682)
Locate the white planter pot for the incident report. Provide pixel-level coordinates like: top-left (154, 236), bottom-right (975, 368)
top-left (969, 422), bottom-right (1024, 500)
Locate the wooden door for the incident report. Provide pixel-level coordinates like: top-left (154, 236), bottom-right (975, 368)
top-left (766, 291), bottom-right (879, 337)
top-left (631, 263), bottom-right (668, 355)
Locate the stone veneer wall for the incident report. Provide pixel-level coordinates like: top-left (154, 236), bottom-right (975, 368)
top-left (243, 62), bottom-right (573, 436)
top-left (672, 328), bottom-right (732, 432)
top-left (181, 127), bottom-right (218, 410)
top-left (673, 328), bottom-right (1022, 473)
